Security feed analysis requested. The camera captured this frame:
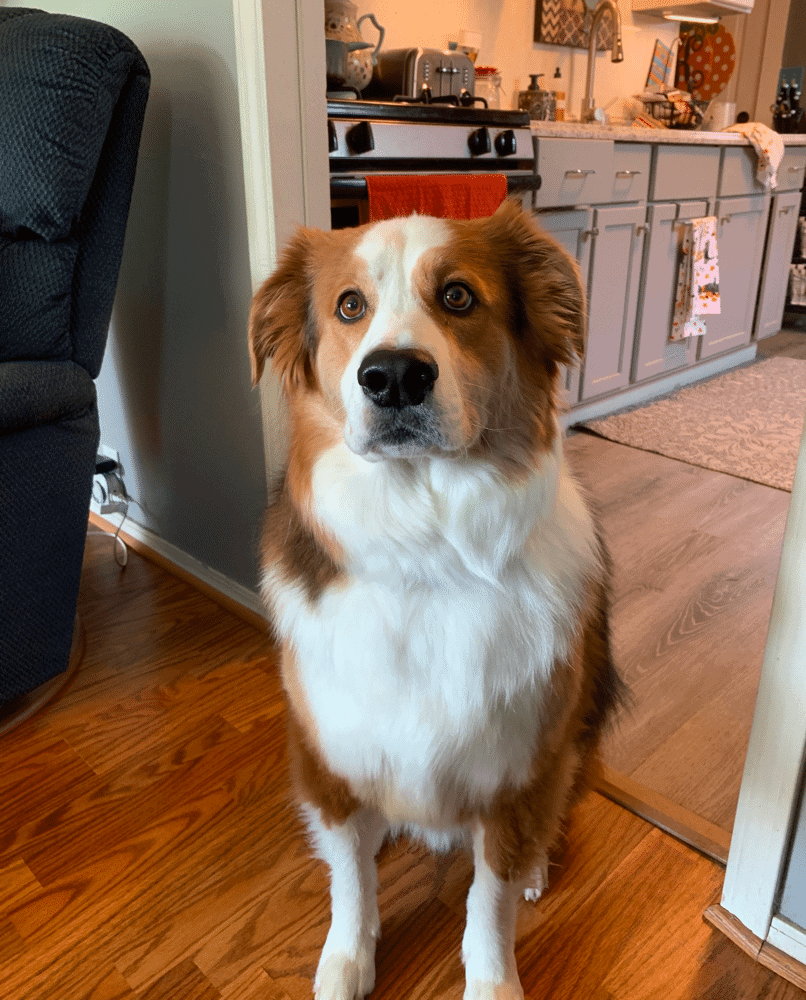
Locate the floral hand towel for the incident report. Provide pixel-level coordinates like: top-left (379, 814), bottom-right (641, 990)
top-left (671, 217), bottom-right (721, 341)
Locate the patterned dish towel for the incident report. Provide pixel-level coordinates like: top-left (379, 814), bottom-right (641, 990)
top-left (723, 122), bottom-right (785, 189)
top-left (671, 217), bottom-right (721, 340)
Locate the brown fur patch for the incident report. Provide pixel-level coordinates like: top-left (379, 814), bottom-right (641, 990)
top-left (262, 474), bottom-right (342, 604)
top-left (481, 533), bottom-right (624, 883)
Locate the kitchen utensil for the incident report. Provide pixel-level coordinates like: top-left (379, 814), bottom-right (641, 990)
top-left (324, 1), bottom-right (385, 93)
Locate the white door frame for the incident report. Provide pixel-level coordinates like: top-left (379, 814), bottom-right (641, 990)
top-left (721, 405), bottom-right (806, 945)
top-left (231, 0), bottom-right (330, 485)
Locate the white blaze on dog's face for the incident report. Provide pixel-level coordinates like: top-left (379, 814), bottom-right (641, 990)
top-left (249, 201), bottom-right (586, 478)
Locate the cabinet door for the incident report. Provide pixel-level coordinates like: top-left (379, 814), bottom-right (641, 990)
top-left (581, 204), bottom-right (646, 400)
top-left (632, 200), bottom-right (707, 383)
top-left (698, 195), bottom-right (770, 360)
top-left (755, 189), bottom-right (801, 340)
top-left (534, 207), bottom-right (593, 406)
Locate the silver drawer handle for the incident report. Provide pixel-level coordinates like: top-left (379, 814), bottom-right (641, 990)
top-left (565, 169), bottom-right (596, 178)
top-left (616, 170), bottom-right (641, 178)
top-left (788, 166), bottom-right (803, 172)
top-left (583, 227), bottom-right (599, 237)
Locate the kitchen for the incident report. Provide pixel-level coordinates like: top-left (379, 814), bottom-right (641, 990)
top-left (3, 0), bottom-right (805, 994)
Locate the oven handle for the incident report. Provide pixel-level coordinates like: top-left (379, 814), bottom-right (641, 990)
top-left (330, 175), bottom-right (542, 198)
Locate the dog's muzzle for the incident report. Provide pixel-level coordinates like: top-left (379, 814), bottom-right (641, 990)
top-left (355, 348), bottom-right (445, 454)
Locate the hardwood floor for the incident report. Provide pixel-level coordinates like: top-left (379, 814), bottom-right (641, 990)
top-left (1, 529), bottom-right (803, 999)
top-left (567, 328), bottom-right (806, 833)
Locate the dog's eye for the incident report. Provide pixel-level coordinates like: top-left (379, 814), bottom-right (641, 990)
top-left (442, 282), bottom-right (474, 313)
top-left (337, 291), bottom-right (366, 322)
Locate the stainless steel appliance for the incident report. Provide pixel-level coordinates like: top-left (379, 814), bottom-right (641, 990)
top-left (328, 98), bottom-right (540, 229)
top-left (367, 48), bottom-right (476, 103)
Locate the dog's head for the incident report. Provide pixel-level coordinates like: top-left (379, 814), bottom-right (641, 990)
top-left (249, 201), bottom-right (585, 474)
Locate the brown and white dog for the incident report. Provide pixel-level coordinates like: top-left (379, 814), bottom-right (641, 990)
top-left (249, 200), bottom-right (623, 1000)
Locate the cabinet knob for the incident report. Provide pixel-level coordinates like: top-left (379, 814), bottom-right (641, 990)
top-left (583, 227), bottom-right (599, 238)
top-left (635, 223), bottom-right (648, 235)
top-left (721, 215), bottom-right (732, 225)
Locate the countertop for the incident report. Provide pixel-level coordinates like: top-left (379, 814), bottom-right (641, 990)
top-left (530, 121), bottom-right (806, 145)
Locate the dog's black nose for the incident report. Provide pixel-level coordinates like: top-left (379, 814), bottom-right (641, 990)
top-left (357, 349), bottom-right (438, 408)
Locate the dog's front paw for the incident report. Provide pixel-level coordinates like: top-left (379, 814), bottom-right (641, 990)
top-left (314, 948), bottom-right (376, 1000)
top-left (464, 978), bottom-right (525, 1000)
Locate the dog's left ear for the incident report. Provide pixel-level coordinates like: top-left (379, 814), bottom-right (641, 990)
top-left (248, 228), bottom-right (316, 390)
top-left (489, 200), bottom-right (586, 371)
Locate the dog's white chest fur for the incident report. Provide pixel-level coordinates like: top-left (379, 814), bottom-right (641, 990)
top-left (266, 439), bottom-right (598, 830)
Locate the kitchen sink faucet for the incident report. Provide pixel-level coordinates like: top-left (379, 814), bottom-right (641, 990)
top-left (581, 0), bottom-right (624, 123)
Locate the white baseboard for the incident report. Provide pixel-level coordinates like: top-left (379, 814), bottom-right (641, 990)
top-left (769, 916), bottom-right (806, 968)
top-left (89, 511), bottom-right (265, 622)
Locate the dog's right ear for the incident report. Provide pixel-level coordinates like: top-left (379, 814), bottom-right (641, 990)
top-left (248, 228), bottom-right (316, 390)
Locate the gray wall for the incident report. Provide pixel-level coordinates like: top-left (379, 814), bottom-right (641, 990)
top-left (7, 0), bottom-right (269, 590)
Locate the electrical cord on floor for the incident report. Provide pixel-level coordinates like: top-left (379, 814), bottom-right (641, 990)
top-left (89, 475), bottom-right (141, 568)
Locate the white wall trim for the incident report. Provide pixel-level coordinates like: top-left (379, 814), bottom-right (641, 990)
top-left (721, 405), bottom-right (806, 942)
top-left (90, 512), bottom-right (265, 620)
top-left (768, 917), bottom-right (806, 968)
top-left (231, 0), bottom-right (330, 489)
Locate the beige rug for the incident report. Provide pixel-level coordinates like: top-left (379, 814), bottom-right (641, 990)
top-left (577, 356), bottom-right (806, 492)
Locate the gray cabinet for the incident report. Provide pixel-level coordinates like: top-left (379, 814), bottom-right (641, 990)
top-left (755, 189), bottom-right (801, 340)
top-left (698, 195), bottom-right (770, 360)
top-left (536, 207), bottom-right (592, 405)
top-left (581, 204), bottom-right (646, 400)
top-left (633, 200), bottom-right (708, 382)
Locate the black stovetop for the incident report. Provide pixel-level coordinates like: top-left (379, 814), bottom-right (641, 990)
top-left (327, 99), bottom-right (530, 129)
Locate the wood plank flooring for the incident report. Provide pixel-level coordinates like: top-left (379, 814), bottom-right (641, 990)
top-left (1, 529), bottom-right (803, 999)
top-left (566, 329), bottom-right (806, 833)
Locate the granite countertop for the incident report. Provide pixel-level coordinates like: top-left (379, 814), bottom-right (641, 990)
top-left (530, 120), bottom-right (806, 145)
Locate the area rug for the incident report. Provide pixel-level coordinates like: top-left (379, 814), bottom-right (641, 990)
top-left (577, 356), bottom-right (806, 492)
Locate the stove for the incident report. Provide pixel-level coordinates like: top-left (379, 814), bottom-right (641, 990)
top-left (327, 99), bottom-right (540, 228)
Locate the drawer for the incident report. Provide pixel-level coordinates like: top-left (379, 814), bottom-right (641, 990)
top-left (534, 137), bottom-right (613, 207)
top-left (651, 145), bottom-right (720, 201)
top-left (609, 143), bottom-right (651, 202)
top-left (778, 148), bottom-right (806, 191)
top-left (719, 145), bottom-right (762, 196)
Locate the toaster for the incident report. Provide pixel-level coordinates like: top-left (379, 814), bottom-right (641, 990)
top-left (367, 48), bottom-right (475, 102)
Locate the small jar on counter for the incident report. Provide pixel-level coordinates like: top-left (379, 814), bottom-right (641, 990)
top-left (474, 66), bottom-right (502, 109)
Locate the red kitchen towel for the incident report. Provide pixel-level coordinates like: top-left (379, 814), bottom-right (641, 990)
top-left (366, 174), bottom-right (508, 222)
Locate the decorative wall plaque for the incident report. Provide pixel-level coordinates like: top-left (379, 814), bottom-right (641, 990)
top-left (534, 0), bottom-right (613, 51)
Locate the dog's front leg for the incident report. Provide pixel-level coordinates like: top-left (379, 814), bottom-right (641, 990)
top-left (304, 805), bottom-right (388, 1000)
top-left (462, 824), bottom-right (525, 1000)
